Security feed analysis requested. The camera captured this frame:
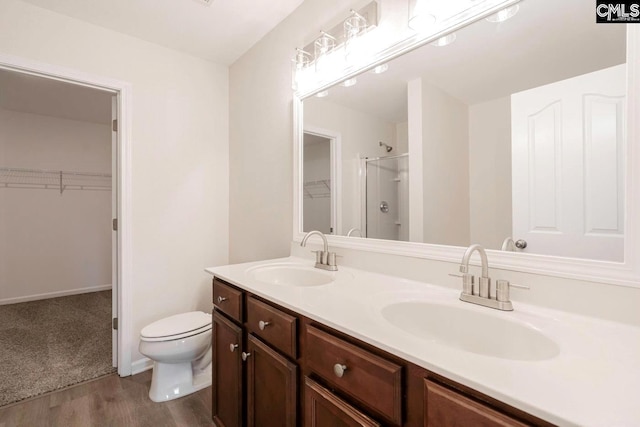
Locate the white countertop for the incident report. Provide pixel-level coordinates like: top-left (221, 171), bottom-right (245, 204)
top-left (206, 256), bottom-right (640, 427)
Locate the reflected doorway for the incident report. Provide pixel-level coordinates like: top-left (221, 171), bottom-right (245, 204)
top-left (302, 129), bottom-right (341, 235)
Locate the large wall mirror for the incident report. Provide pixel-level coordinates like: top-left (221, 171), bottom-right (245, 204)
top-left (298, 0), bottom-right (634, 268)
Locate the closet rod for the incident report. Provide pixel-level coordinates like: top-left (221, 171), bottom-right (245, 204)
top-left (0, 167), bottom-right (112, 194)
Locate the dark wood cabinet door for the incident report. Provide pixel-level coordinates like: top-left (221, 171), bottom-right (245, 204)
top-left (425, 379), bottom-right (528, 427)
top-left (246, 334), bottom-right (297, 427)
top-left (304, 377), bottom-right (380, 427)
top-left (212, 311), bottom-right (243, 427)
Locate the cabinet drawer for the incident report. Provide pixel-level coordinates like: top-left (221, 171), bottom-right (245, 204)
top-left (247, 297), bottom-right (297, 359)
top-left (305, 325), bottom-right (402, 425)
top-left (213, 279), bottom-right (243, 323)
top-left (304, 377), bottom-right (380, 427)
top-left (425, 379), bottom-right (528, 427)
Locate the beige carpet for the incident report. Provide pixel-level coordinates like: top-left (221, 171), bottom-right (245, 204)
top-left (0, 290), bottom-right (115, 407)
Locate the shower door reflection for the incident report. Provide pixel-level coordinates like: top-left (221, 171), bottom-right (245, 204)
top-left (364, 154), bottom-right (409, 241)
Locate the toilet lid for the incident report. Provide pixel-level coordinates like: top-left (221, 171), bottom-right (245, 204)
top-left (141, 311), bottom-right (211, 340)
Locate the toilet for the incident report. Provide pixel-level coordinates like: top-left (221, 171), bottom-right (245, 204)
top-left (139, 311), bottom-right (212, 402)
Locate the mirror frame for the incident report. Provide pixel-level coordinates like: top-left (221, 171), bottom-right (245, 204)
top-left (292, 9), bottom-right (640, 287)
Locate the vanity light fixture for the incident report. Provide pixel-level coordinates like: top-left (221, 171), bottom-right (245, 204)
top-left (292, 1), bottom-right (378, 94)
top-left (344, 10), bottom-right (368, 40)
top-left (314, 31), bottom-right (336, 73)
top-left (485, 4), bottom-right (519, 22)
top-left (372, 63), bottom-right (389, 74)
top-left (430, 32), bottom-right (457, 47)
top-left (294, 48), bottom-right (312, 70)
top-left (344, 9), bottom-right (369, 64)
top-left (291, 48), bottom-right (312, 90)
top-left (340, 78), bottom-right (357, 87)
top-left (316, 90), bottom-right (329, 98)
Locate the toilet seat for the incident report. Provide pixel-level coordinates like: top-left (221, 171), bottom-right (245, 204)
top-left (140, 311), bottom-right (211, 342)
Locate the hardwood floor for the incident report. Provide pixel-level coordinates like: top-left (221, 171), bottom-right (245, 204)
top-left (0, 371), bottom-right (214, 427)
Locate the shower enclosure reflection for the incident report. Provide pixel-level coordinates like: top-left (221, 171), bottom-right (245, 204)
top-left (363, 154), bottom-right (409, 241)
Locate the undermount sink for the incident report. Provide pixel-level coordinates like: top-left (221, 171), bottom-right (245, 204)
top-left (247, 264), bottom-right (335, 287)
top-left (381, 301), bottom-right (560, 361)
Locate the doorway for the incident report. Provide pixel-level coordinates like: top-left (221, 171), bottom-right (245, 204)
top-left (0, 67), bottom-right (117, 405)
top-left (0, 53), bottom-right (133, 393)
top-left (302, 128), bottom-right (341, 235)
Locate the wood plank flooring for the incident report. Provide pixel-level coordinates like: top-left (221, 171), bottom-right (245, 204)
top-left (0, 371), bottom-right (214, 427)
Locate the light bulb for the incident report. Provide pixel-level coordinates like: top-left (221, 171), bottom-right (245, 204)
top-left (408, 0), bottom-right (437, 31)
top-left (485, 5), bottom-right (519, 23)
top-left (341, 78), bottom-right (357, 87)
top-left (372, 63), bottom-right (389, 74)
top-left (430, 33), bottom-right (456, 47)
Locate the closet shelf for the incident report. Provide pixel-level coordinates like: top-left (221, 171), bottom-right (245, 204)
top-left (303, 179), bottom-right (331, 199)
top-left (0, 167), bottom-right (111, 194)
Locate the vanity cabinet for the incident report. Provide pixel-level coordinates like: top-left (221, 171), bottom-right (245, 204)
top-left (211, 277), bottom-right (552, 427)
top-left (212, 279), bottom-right (299, 427)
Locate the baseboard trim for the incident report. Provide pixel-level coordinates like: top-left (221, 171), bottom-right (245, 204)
top-left (131, 357), bottom-right (153, 375)
top-left (0, 285), bottom-right (113, 305)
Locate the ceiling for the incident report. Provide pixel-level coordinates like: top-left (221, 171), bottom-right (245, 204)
top-left (19, 0), bottom-right (305, 65)
top-left (0, 68), bottom-right (113, 124)
top-left (312, 0), bottom-right (626, 123)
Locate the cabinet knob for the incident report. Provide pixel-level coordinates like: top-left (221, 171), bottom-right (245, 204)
top-left (217, 296), bottom-right (227, 304)
top-left (333, 363), bottom-right (347, 378)
top-left (229, 343), bottom-right (238, 353)
top-left (258, 320), bottom-right (271, 330)
top-left (241, 352), bottom-right (251, 361)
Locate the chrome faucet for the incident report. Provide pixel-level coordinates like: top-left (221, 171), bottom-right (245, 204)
top-left (451, 244), bottom-right (528, 311)
top-left (301, 230), bottom-right (338, 271)
top-left (461, 244), bottom-right (490, 298)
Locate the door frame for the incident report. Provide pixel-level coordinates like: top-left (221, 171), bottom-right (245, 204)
top-left (0, 53), bottom-right (134, 376)
top-left (302, 126), bottom-right (342, 235)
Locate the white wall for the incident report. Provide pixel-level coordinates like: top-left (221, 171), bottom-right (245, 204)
top-left (304, 98), bottom-right (396, 236)
top-left (0, 109), bottom-right (111, 302)
top-left (421, 81), bottom-right (470, 246)
top-left (0, 0), bottom-right (229, 365)
top-left (468, 97), bottom-right (513, 250)
top-left (395, 121), bottom-right (409, 154)
top-left (229, 0), bottom-right (369, 263)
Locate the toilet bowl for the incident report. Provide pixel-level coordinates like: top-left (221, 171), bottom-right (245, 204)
top-left (139, 311), bottom-right (212, 402)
